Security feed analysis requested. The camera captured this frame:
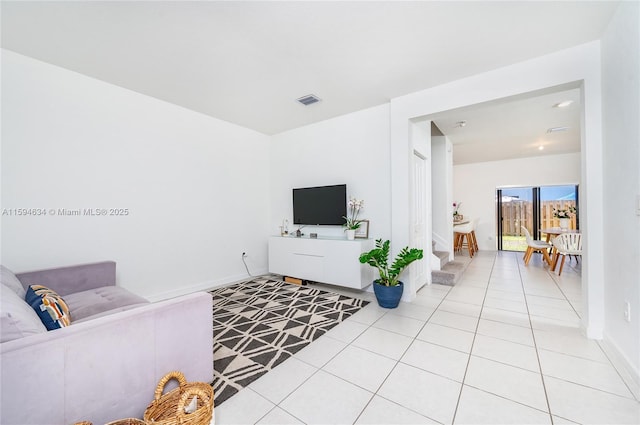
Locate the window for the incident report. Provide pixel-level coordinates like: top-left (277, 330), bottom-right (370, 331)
top-left (497, 185), bottom-right (578, 251)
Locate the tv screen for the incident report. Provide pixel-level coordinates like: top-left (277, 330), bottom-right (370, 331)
top-left (293, 184), bottom-right (347, 225)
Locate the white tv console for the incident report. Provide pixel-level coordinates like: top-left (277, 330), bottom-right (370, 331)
top-left (268, 235), bottom-right (375, 289)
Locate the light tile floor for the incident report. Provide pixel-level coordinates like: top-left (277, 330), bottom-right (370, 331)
top-left (215, 251), bottom-right (640, 424)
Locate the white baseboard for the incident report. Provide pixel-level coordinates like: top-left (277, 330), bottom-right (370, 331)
top-left (144, 268), bottom-right (269, 302)
top-left (600, 333), bottom-right (640, 401)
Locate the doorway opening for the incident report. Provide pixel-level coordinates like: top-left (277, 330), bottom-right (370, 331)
top-left (497, 185), bottom-right (579, 252)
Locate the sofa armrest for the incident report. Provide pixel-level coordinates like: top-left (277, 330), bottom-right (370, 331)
top-left (0, 291), bottom-right (214, 425)
top-left (15, 261), bottom-right (116, 296)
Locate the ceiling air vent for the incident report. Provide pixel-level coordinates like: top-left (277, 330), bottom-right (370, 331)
top-left (296, 94), bottom-right (321, 106)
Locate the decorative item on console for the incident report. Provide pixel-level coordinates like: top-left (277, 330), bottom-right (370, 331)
top-left (279, 219), bottom-right (289, 236)
top-left (343, 197), bottom-right (364, 240)
top-left (354, 220), bottom-right (370, 239)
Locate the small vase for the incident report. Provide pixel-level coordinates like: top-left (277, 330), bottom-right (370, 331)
top-left (346, 229), bottom-right (356, 240)
top-left (559, 218), bottom-right (570, 230)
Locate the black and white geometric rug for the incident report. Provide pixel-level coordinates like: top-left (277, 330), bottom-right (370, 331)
top-left (209, 275), bottom-right (369, 405)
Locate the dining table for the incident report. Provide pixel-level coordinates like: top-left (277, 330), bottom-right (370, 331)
top-left (539, 227), bottom-right (581, 242)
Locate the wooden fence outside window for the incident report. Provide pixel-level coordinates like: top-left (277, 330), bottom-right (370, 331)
top-left (501, 200), bottom-right (578, 236)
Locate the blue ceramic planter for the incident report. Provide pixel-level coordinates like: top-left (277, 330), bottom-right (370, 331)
top-left (373, 280), bottom-right (403, 308)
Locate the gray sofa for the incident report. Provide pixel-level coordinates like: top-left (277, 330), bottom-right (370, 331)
top-left (0, 261), bottom-right (214, 425)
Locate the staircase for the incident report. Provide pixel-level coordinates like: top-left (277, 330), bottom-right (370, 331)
top-left (431, 243), bottom-right (468, 286)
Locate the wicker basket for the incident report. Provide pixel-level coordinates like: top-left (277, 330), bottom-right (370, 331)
top-left (144, 371), bottom-right (213, 425)
top-left (105, 419), bottom-right (146, 425)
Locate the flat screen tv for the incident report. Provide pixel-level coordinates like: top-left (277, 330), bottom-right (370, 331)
top-left (293, 184), bottom-right (347, 225)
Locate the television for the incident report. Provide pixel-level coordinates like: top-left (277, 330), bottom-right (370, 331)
top-left (293, 184), bottom-right (347, 225)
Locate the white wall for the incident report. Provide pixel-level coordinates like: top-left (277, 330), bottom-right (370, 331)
top-left (431, 134), bottom-right (452, 256)
top-left (453, 153), bottom-right (581, 250)
top-left (1, 50), bottom-right (271, 300)
top-left (270, 104), bottom-right (391, 241)
top-left (601, 0), bottom-right (640, 389)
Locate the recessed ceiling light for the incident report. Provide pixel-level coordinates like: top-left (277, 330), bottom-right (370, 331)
top-left (553, 100), bottom-right (574, 108)
top-left (538, 146), bottom-right (544, 151)
top-left (547, 126), bottom-right (570, 133)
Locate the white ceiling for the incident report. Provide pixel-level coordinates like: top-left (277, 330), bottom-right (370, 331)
top-left (1, 1), bottom-right (618, 162)
top-left (430, 85), bottom-right (582, 164)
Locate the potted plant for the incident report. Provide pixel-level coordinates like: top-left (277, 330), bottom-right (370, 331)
top-left (359, 239), bottom-right (424, 308)
top-left (343, 197), bottom-right (364, 240)
top-left (553, 206), bottom-right (576, 230)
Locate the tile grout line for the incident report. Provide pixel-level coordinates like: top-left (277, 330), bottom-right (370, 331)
top-left (462, 382), bottom-right (559, 416)
top-left (544, 260), bottom-right (583, 319)
top-left (545, 264), bottom-right (640, 403)
top-left (292, 299), bottom-right (426, 424)
top-left (474, 258), bottom-right (638, 409)
top-left (544, 260), bottom-right (640, 402)
top-left (450, 252), bottom-right (497, 425)
top-left (594, 340), bottom-right (640, 402)
top-left (351, 272), bottom-right (455, 425)
top-left (251, 387), bottom-right (308, 425)
top-left (516, 252), bottom-right (555, 425)
top-left (267, 306), bottom-right (375, 424)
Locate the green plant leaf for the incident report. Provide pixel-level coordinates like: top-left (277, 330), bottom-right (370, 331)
top-left (359, 239), bottom-right (423, 286)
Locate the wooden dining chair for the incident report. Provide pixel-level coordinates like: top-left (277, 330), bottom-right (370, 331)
top-left (521, 226), bottom-right (553, 266)
top-left (551, 233), bottom-right (582, 275)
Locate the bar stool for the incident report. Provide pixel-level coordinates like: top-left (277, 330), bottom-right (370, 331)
top-left (454, 220), bottom-right (477, 257)
top-left (471, 220), bottom-right (479, 252)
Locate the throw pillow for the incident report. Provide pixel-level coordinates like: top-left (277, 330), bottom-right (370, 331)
top-left (25, 285), bottom-right (72, 330)
top-left (1, 265), bottom-right (26, 299)
top-left (1, 284), bottom-right (47, 342)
